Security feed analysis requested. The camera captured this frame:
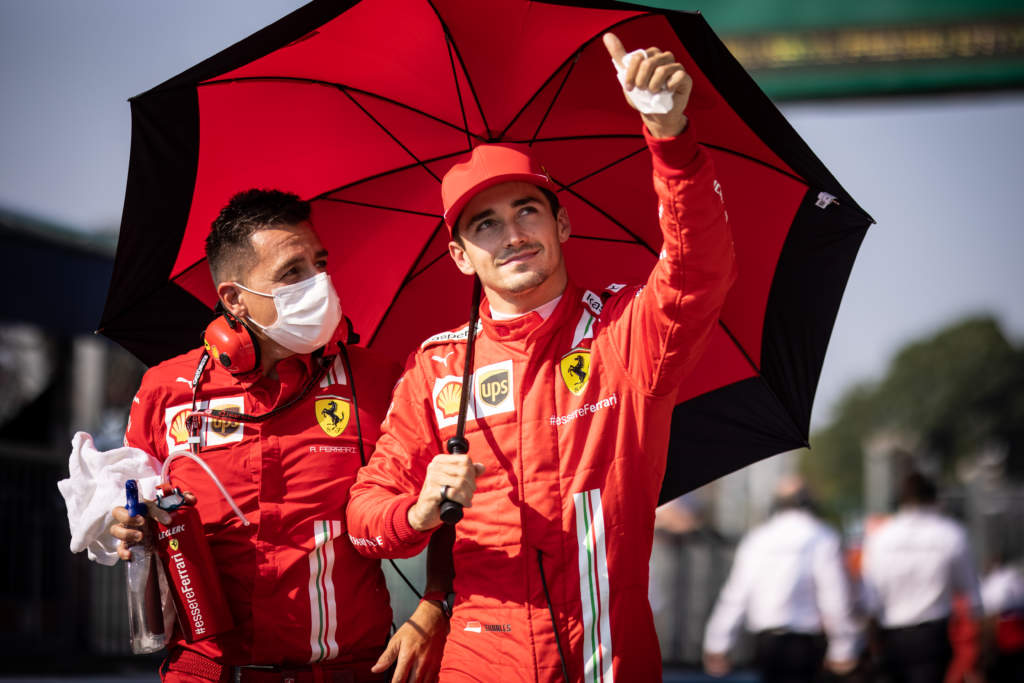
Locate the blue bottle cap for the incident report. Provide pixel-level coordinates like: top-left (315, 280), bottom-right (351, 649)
top-left (125, 480), bottom-right (147, 518)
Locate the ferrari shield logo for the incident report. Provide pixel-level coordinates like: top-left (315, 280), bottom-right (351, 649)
top-left (560, 349), bottom-right (591, 396)
top-left (316, 395), bottom-right (350, 437)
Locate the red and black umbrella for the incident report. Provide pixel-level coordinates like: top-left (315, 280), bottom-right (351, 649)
top-left (100, 0), bottom-right (873, 501)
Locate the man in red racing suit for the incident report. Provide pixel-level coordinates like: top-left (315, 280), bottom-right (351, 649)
top-left (112, 189), bottom-right (449, 682)
top-left (345, 34), bottom-right (736, 681)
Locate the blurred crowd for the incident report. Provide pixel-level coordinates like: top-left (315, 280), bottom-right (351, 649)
top-left (653, 470), bottom-right (1024, 683)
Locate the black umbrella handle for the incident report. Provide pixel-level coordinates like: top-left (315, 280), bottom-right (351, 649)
top-left (440, 436), bottom-right (467, 524)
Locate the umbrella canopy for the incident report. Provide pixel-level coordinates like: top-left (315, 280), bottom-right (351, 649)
top-left (100, 0), bottom-right (873, 500)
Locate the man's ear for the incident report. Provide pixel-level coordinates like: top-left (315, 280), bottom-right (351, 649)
top-left (217, 282), bottom-right (247, 320)
top-left (556, 207), bottom-right (571, 244)
top-left (448, 240), bottom-right (476, 276)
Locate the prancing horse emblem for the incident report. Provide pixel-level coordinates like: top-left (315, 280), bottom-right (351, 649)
top-left (315, 395), bottom-right (351, 437)
top-left (559, 348), bottom-right (592, 396)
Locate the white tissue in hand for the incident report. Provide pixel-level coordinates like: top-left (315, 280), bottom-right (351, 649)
top-left (57, 432), bottom-right (161, 566)
top-left (613, 49), bottom-right (674, 115)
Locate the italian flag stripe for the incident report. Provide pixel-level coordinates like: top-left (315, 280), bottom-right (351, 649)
top-left (574, 489), bottom-right (613, 683)
top-left (307, 520), bottom-right (340, 662)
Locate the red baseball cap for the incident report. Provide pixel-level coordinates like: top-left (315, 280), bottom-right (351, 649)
top-left (441, 144), bottom-right (556, 232)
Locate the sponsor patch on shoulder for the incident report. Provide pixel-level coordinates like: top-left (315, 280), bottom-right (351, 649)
top-left (582, 290), bottom-right (603, 317)
top-left (604, 283), bottom-right (626, 293)
top-left (421, 322), bottom-right (482, 349)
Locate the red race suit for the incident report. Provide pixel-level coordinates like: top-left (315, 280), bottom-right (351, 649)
top-left (346, 125), bottom-right (737, 682)
top-left (125, 341), bottom-right (400, 672)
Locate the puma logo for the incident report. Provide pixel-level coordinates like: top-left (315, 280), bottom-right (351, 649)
top-left (432, 351), bottom-right (455, 367)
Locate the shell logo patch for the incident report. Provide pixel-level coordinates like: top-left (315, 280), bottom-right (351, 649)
top-left (435, 381), bottom-right (462, 419)
top-left (560, 348), bottom-right (591, 396)
top-left (168, 409), bottom-right (191, 446)
top-left (316, 396), bottom-right (351, 437)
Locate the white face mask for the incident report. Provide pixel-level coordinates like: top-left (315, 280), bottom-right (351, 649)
top-left (235, 272), bottom-right (342, 354)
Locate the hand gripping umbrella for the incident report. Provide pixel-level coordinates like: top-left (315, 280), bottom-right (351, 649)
top-left (99, 0), bottom-right (873, 502)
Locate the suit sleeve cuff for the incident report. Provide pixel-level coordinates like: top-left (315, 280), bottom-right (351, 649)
top-left (386, 494), bottom-right (433, 546)
top-left (644, 121), bottom-right (701, 178)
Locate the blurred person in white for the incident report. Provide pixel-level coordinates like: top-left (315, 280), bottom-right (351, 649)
top-left (979, 550), bottom-right (1024, 682)
top-left (702, 475), bottom-right (861, 682)
top-left (861, 470), bottom-right (982, 683)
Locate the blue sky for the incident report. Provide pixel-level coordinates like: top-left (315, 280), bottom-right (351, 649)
top-left (2, 1), bottom-right (1022, 427)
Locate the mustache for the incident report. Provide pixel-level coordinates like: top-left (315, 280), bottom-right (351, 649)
top-left (496, 244), bottom-right (542, 264)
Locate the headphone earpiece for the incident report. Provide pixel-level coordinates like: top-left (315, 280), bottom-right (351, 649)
top-left (203, 312), bottom-right (260, 375)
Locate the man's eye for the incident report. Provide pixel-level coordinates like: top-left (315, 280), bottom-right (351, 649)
top-left (475, 219), bottom-right (497, 232)
top-left (519, 206), bottom-right (537, 216)
top-left (315, 259), bottom-right (328, 270)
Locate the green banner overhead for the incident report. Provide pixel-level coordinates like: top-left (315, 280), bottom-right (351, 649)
top-left (632, 0), bottom-right (1024, 100)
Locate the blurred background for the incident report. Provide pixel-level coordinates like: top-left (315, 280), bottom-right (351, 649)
top-left (1, 0), bottom-right (1022, 680)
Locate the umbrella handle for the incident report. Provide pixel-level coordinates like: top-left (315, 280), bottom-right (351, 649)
top-left (440, 436), bottom-right (467, 524)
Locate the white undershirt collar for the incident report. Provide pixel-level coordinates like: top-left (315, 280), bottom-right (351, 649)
top-left (490, 294), bottom-right (562, 321)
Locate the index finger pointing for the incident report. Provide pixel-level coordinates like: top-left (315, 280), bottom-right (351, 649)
top-left (603, 32), bottom-right (627, 66)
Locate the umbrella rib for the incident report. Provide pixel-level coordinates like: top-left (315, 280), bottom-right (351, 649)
top-left (506, 133), bottom-right (807, 186)
top-left (200, 76), bottom-right (485, 143)
top-left (443, 28), bottom-right (473, 150)
top-left (497, 12), bottom-right (658, 142)
top-left (561, 145), bottom-right (647, 190)
top-left (717, 320), bottom-right (809, 448)
top-left (408, 249), bottom-right (451, 282)
top-left (700, 143), bottom-right (807, 185)
top-left (320, 197), bottom-right (441, 218)
top-left (336, 86), bottom-right (441, 183)
top-left (557, 182), bottom-right (655, 256)
top-left (365, 217), bottom-right (447, 348)
top-left (507, 134), bottom-right (643, 143)
top-left (567, 234), bottom-right (638, 245)
top-left (427, 0), bottom-right (491, 140)
top-left (717, 319), bottom-right (760, 376)
top-left (309, 149), bottom-right (468, 201)
top-left (527, 52), bottom-right (579, 145)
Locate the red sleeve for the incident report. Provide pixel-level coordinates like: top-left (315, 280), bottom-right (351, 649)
top-left (346, 352), bottom-right (437, 559)
top-left (123, 368), bottom-right (169, 463)
top-left (599, 122), bottom-right (737, 396)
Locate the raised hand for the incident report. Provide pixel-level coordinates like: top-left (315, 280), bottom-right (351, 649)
top-left (603, 32), bottom-right (692, 139)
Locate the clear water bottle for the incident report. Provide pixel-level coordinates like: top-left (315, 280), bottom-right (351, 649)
top-left (124, 480), bottom-right (166, 654)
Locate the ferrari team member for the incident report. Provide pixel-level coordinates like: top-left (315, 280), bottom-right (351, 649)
top-left (110, 190), bottom-right (449, 682)
top-left (346, 34), bottom-right (736, 681)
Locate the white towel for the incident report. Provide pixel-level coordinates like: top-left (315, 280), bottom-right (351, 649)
top-left (57, 431), bottom-right (162, 566)
top-left (613, 49), bottom-right (675, 115)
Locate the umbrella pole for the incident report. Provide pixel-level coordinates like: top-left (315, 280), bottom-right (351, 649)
top-left (440, 277), bottom-right (482, 525)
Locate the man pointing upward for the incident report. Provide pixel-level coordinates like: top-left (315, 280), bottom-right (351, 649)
top-left (347, 33), bottom-right (736, 681)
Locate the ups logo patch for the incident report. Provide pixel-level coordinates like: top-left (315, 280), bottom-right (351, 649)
top-left (478, 369), bottom-right (509, 407)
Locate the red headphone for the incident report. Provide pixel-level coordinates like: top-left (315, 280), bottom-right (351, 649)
top-left (202, 310), bottom-right (359, 376)
top-left (203, 311), bottom-right (260, 375)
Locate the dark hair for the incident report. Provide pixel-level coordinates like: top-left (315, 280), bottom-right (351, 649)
top-left (206, 189), bottom-right (311, 285)
top-left (898, 470), bottom-right (938, 506)
top-left (451, 186), bottom-right (562, 244)
top-left (772, 487), bottom-right (819, 516)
